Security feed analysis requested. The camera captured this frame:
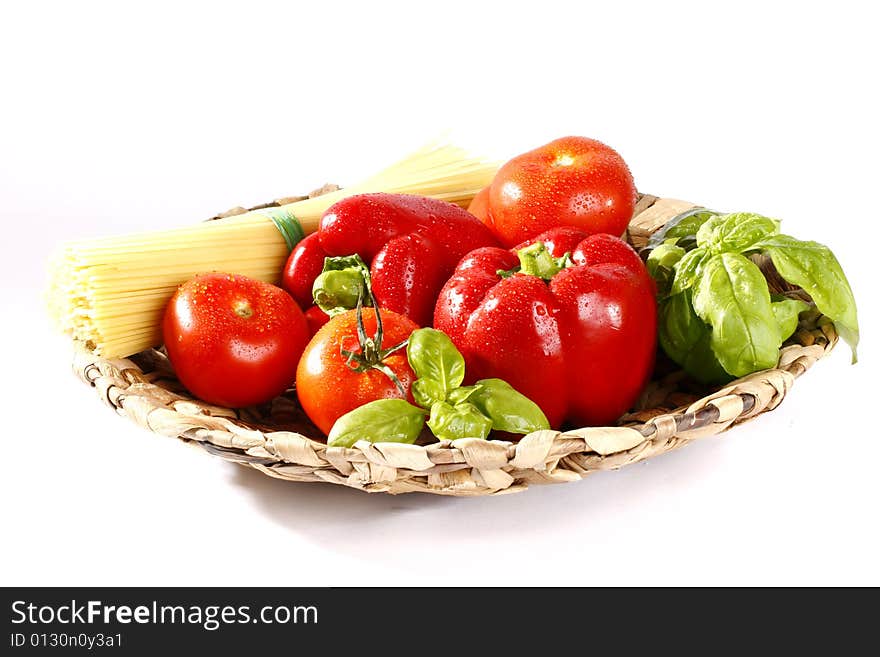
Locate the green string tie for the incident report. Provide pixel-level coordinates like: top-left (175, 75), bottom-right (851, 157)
top-left (256, 207), bottom-right (305, 252)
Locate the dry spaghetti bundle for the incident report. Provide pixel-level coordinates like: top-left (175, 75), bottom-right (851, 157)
top-left (48, 143), bottom-right (497, 358)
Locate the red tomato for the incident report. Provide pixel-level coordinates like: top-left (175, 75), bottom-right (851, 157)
top-left (466, 185), bottom-right (492, 226)
top-left (163, 273), bottom-right (309, 407)
top-left (296, 308), bottom-right (418, 435)
top-left (487, 136), bottom-right (637, 246)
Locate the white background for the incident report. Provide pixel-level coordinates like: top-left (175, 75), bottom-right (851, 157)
top-left (1, 1), bottom-right (877, 586)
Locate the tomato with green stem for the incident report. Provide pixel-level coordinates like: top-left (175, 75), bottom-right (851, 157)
top-left (296, 294), bottom-right (419, 436)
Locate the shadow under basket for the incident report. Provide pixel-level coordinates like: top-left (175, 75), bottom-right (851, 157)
top-left (72, 194), bottom-right (838, 496)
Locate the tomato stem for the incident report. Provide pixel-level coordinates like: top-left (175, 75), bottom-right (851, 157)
top-left (339, 286), bottom-right (407, 395)
top-left (232, 299), bottom-right (254, 318)
top-left (355, 289), bottom-right (370, 347)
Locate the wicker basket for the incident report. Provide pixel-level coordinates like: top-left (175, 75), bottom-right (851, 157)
top-left (72, 193), bottom-right (838, 496)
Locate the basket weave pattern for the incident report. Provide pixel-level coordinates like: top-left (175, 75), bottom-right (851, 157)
top-left (72, 195), bottom-right (838, 495)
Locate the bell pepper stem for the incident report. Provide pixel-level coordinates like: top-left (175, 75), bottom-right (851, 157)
top-left (312, 254), bottom-right (373, 316)
top-left (313, 269), bottom-right (366, 316)
top-left (516, 242), bottom-right (573, 280)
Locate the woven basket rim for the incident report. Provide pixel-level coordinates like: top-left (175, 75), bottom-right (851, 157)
top-left (70, 194), bottom-right (840, 496)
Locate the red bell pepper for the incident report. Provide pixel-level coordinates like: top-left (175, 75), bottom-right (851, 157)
top-left (283, 193), bottom-right (500, 326)
top-left (283, 232), bottom-right (326, 309)
top-left (434, 227), bottom-right (657, 428)
top-left (303, 304), bottom-right (331, 336)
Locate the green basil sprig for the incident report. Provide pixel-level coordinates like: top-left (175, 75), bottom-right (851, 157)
top-left (696, 213), bottom-right (780, 253)
top-left (407, 328), bottom-right (549, 441)
top-left (752, 234), bottom-right (859, 357)
top-left (467, 378), bottom-right (548, 435)
top-left (327, 327), bottom-right (550, 447)
top-left (692, 252), bottom-right (781, 377)
top-left (406, 326), bottom-right (465, 407)
top-left (327, 399), bottom-right (426, 448)
top-left (771, 296), bottom-right (811, 344)
top-left (658, 291), bottom-right (730, 384)
top-left (647, 211), bottom-right (859, 383)
top-left (427, 400), bottom-right (493, 441)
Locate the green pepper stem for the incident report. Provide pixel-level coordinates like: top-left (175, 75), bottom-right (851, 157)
top-left (313, 269), bottom-right (367, 316)
top-left (516, 242), bottom-right (573, 280)
top-left (312, 254), bottom-right (373, 316)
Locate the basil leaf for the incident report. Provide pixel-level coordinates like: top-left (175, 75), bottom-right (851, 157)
top-left (771, 297), bottom-right (810, 343)
top-left (426, 401), bottom-right (492, 441)
top-left (406, 328), bottom-right (465, 400)
top-left (692, 252), bottom-right (781, 377)
top-left (469, 378), bottom-right (550, 434)
top-left (658, 293), bottom-right (700, 364)
top-left (327, 399), bottom-right (425, 448)
top-left (696, 212), bottom-right (780, 254)
top-left (648, 207), bottom-right (719, 248)
top-left (670, 247), bottom-right (710, 295)
top-left (412, 378), bottom-right (446, 409)
top-left (647, 239), bottom-right (686, 296)
top-left (447, 384), bottom-right (482, 405)
top-left (658, 292), bottom-right (730, 384)
top-left (647, 239), bottom-right (686, 276)
top-left (753, 234), bottom-right (859, 362)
